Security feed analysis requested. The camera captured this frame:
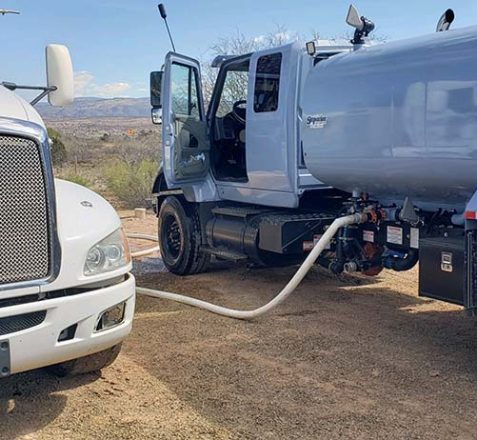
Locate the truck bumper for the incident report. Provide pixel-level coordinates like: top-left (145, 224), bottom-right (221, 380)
top-left (0, 274), bottom-right (135, 376)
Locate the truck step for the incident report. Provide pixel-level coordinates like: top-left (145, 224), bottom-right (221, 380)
top-left (202, 246), bottom-right (248, 261)
top-left (212, 206), bottom-right (271, 219)
top-left (465, 230), bottom-right (477, 314)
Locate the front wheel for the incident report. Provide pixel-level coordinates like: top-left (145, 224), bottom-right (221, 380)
top-left (158, 196), bottom-right (210, 275)
top-left (48, 344), bottom-right (122, 377)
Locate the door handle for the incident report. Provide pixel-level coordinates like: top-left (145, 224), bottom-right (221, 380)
top-left (181, 153), bottom-right (205, 167)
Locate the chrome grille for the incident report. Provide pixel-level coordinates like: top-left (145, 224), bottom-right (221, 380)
top-left (0, 135), bottom-right (50, 285)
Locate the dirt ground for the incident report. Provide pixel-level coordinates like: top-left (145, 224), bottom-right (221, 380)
top-left (2, 212), bottom-right (477, 439)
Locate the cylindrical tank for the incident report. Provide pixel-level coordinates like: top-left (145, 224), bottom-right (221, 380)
top-left (302, 26), bottom-right (477, 210)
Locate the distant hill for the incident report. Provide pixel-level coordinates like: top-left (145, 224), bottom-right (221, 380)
top-left (37, 97), bottom-right (150, 119)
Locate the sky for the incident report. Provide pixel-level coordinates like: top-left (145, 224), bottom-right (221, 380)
top-left (2, 0), bottom-right (477, 99)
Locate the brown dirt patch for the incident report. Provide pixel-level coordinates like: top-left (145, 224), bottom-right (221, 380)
top-left (1, 212), bottom-right (477, 439)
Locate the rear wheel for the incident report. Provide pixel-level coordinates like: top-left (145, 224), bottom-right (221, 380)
top-left (158, 196), bottom-right (210, 275)
top-left (48, 344), bottom-right (122, 377)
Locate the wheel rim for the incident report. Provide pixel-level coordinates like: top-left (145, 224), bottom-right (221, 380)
top-left (162, 214), bottom-right (183, 262)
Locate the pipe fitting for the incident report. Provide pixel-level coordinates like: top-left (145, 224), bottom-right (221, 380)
top-left (343, 261), bottom-right (358, 273)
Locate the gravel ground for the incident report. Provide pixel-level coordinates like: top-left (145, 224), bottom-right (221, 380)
top-left (2, 213), bottom-right (477, 439)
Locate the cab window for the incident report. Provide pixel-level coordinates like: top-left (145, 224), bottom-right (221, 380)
top-left (171, 62), bottom-right (201, 119)
top-left (254, 53), bottom-right (282, 113)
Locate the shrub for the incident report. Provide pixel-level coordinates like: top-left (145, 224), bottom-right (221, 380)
top-left (60, 173), bottom-right (92, 188)
top-left (100, 133), bottom-right (110, 142)
top-left (47, 127), bottom-right (67, 166)
top-left (104, 159), bottom-right (158, 208)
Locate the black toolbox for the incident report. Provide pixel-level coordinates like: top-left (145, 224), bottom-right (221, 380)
top-left (419, 236), bottom-right (465, 305)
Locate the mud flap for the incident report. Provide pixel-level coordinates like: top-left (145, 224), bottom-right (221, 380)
top-left (465, 230), bottom-right (477, 315)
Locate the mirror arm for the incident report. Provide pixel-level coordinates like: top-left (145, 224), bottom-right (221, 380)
top-left (30, 86), bottom-right (57, 106)
top-left (1, 82), bottom-right (57, 106)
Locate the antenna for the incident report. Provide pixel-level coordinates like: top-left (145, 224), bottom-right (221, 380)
top-left (0, 9), bottom-right (20, 15)
top-left (158, 3), bottom-right (176, 52)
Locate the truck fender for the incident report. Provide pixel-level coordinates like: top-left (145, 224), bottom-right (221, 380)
top-left (152, 165), bottom-right (183, 214)
top-left (152, 164), bottom-right (168, 194)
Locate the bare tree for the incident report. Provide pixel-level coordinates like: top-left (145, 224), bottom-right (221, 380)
top-left (201, 26), bottom-right (386, 104)
top-left (202, 25), bottom-right (304, 104)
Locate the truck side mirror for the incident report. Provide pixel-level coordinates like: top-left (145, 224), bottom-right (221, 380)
top-left (150, 71), bottom-right (163, 125)
top-left (46, 44), bottom-right (74, 107)
top-left (150, 71), bottom-right (163, 108)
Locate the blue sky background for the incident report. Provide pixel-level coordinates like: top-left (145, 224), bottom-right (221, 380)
top-left (2, 0), bottom-right (477, 98)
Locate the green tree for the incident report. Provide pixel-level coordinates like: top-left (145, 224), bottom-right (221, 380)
top-left (47, 127), bottom-right (67, 166)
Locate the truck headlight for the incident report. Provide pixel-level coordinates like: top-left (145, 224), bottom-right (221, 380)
top-left (84, 229), bottom-right (131, 276)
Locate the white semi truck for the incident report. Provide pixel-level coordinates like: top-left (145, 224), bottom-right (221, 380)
top-left (0, 43), bottom-right (135, 377)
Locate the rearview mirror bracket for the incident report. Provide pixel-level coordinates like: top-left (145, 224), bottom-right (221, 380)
top-left (1, 82), bottom-right (57, 106)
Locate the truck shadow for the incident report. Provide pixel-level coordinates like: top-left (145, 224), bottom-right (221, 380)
top-left (128, 263), bottom-right (477, 438)
top-left (0, 369), bottom-right (99, 439)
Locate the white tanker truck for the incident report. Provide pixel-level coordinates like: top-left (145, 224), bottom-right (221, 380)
top-left (148, 5), bottom-right (477, 315)
top-left (0, 15), bottom-right (135, 377)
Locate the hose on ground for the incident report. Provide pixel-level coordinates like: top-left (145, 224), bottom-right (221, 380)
top-left (128, 213), bottom-right (366, 320)
top-left (127, 233), bottom-right (160, 258)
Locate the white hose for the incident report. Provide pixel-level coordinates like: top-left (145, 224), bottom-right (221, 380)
top-left (127, 233), bottom-right (160, 258)
top-left (130, 213), bottom-right (366, 320)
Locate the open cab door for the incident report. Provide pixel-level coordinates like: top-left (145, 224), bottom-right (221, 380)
top-left (152, 52), bottom-right (210, 189)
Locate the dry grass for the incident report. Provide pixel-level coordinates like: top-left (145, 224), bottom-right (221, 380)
top-left (48, 117), bottom-right (161, 208)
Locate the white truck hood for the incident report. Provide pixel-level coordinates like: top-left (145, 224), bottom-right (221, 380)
top-left (40, 179), bottom-right (128, 291)
top-left (0, 85), bottom-right (45, 127)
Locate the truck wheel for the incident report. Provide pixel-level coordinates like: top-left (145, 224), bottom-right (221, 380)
top-left (158, 196), bottom-right (210, 275)
top-left (48, 344), bottom-right (122, 377)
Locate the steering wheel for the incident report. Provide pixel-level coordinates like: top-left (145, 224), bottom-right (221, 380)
top-left (231, 100), bottom-right (247, 124)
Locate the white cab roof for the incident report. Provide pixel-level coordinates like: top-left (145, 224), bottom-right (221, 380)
top-left (0, 85), bottom-right (44, 127)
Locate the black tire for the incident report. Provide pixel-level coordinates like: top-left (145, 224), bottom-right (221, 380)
top-left (48, 344), bottom-right (122, 377)
top-left (158, 196), bottom-right (210, 275)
